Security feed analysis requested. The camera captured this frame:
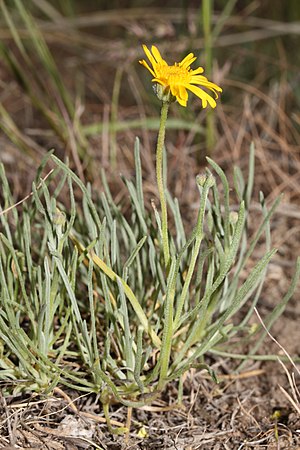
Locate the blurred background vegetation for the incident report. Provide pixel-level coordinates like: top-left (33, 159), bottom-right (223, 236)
top-left (1, 0), bottom-right (300, 208)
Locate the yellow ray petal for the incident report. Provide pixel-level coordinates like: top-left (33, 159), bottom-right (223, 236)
top-left (179, 53), bottom-right (197, 69)
top-left (190, 67), bottom-right (204, 75)
top-left (151, 45), bottom-right (165, 64)
top-left (186, 84), bottom-right (217, 108)
top-left (178, 85), bottom-right (188, 103)
top-left (139, 59), bottom-right (156, 77)
top-left (142, 44), bottom-right (157, 69)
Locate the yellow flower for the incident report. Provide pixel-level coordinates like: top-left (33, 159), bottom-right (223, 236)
top-left (139, 44), bottom-right (222, 108)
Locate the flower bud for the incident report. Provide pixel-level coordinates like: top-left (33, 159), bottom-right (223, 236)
top-left (229, 211), bottom-right (239, 225)
top-left (53, 208), bottom-right (66, 227)
top-left (196, 173), bottom-right (215, 188)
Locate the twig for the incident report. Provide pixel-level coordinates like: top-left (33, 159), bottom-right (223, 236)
top-left (53, 387), bottom-right (125, 427)
top-left (0, 169), bottom-right (54, 216)
top-left (254, 307), bottom-right (300, 375)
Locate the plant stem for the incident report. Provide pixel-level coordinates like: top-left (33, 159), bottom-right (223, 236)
top-left (156, 101), bottom-right (170, 268)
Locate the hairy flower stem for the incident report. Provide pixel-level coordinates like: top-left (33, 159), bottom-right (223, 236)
top-left (156, 101), bottom-right (170, 268)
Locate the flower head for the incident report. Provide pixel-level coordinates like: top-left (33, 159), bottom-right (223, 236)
top-left (139, 45), bottom-right (222, 108)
